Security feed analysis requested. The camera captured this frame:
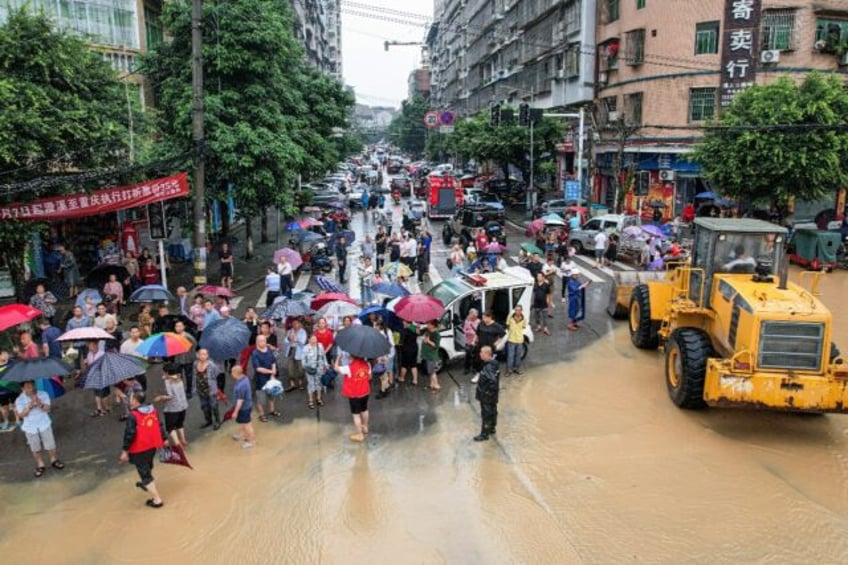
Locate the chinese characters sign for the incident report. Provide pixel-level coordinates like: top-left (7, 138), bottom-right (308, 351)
top-left (0, 173), bottom-right (189, 221)
top-left (720, 0), bottom-right (761, 108)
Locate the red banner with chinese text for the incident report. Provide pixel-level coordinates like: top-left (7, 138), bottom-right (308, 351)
top-left (0, 173), bottom-right (189, 221)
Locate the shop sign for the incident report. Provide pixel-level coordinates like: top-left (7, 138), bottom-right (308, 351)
top-left (719, 0), bottom-right (761, 108)
top-left (0, 173), bottom-right (189, 221)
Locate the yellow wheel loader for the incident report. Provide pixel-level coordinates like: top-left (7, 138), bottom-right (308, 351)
top-left (615, 218), bottom-right (846, 412)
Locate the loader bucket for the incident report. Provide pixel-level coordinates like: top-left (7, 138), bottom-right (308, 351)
top-left (607, 270), bottom-right (668, 319)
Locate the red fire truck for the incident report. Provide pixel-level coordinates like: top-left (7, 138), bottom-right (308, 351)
top-left (427, 172), bottom-right (463, 219)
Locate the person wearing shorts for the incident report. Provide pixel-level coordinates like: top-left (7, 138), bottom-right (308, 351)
top-left (120, 391), bottom-right (167, 508)
top-left (398, 323), bottom-right (419, 386)
top-left (15, 380), bottom-right (64, 478)
top-left (219, 242), bottom-right (234, 289)
top-left (335, 355), bottom-right (371, 442)
top-left (156, 362), bottom-right (189, 447)
top-left (420, 320), bottom-right (442, 393)
top-left (230, 366), bottom-right (255, 449)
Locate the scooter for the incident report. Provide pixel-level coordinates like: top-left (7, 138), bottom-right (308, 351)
top-left (310, 244), bottom-right (333, 273)
top-left (392, 189), bottom-right (401, 205)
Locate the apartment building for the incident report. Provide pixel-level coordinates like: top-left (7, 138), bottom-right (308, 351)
top-left (0, 0), bottom-right (164, 106)
top-left (408, 66), bottom-right (432, 98)
top-left (427, 0), bottom-right (596, 115)
top-left (594, 0), bottom-right (848, 216)
top-left (323, 0), bottom-right (343, 79)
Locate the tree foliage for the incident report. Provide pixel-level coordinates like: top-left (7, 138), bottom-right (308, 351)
top-left (693, 73), bottom-right (848, 208)
top-left (387, 95), bottom-right (429, 155)
top-left (145, 0), bottom-right (355, 227)
top-left (0, 8), bottom-right (132, 297)
top-left (444, 110), bottom-right (564, 183)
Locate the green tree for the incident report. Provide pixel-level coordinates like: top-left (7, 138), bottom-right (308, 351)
top-left (0, 8), bottom-right (132, 297)
top-left (445, 110), bottom-right (564, 185)
top-left (387, 95), bottom-right (429, 155)
top-left (146, 0), bottom-right (352, 256)
top-left (693, 73), bottom-right (848, 211)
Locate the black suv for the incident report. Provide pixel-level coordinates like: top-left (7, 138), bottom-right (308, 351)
top-left (442, 204), bottom-right (507, 246)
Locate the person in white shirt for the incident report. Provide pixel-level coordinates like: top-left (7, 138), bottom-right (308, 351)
top-left (15, 380), bottom-right (64, 477)
top-left (593, 230), bottom-right (609, 267)
top-left (277, 256), bottom-right (294, 299)
top-left (559, 256), bottom-right (577, 303)
top-left (357, 256), bottom-right (375, 305)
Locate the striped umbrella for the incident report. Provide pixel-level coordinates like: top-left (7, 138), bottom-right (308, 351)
top-left (136, 332), bottom-right (194, 357)
top-left (314, 275), bottom-right (345, 293)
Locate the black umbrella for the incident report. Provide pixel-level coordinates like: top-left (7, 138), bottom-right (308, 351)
top-left (82, 352), bottom-right (147, 390)
top-left (85, 264), bottom-right (130, 291)
top-left (154, 314), bottom-right (199, 338)
top-left (24, 277), bottom-right (67, 302)
top-left (199, 317), bottom-right (251, 360)
top-left (334, 325), bottom-right (391, 359)
top-left (261, 297), bottom-right (312, 320)
top-left (2, 357), bottom-right (73, 383)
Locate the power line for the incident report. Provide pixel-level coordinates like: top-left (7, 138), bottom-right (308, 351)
top-left (340, 1), bottom-right (431, 21)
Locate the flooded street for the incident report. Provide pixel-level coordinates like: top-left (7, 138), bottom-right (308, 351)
top-left (2, 269), bottom-right (848, 563)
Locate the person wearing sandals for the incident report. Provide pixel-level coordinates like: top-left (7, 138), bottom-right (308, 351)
top-left (420, 320), bottom-right (442, 393)
top-left (194, 348), bottom-right (220, 430)
top-left (14, 380), bottom-right (64, 478)
top-left (84, 340), bottom-right (110, 417)
top-left (155, 363), bottom-right (189, 447)
top-left (284, 319), bottom-right (307, 393)
top-left (334, 355), bottom-right (371, 442)
top-left (251, 335), bottom-right (279, 422)
top-left (119, 391), bottom-right (166, 508)
top-left (302, 334), bottom-right (328, 409)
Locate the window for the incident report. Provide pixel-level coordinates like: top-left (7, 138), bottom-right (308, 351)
top-left (762, 10), bottom-right (796, 51)
top-left (565, 0), bottom-right (580, 32)
top-left (602, 96), bottom-right (617, 122)
top-left (636, 0), bottom-right (646, 8)
top-left (565, 45), bottom-right (580, 77)
top-left (606, 0), bottom-right (619, 23)
top-left (815, 19), bottom-right (848, 44)
top-left (689, 88), bottom-right (716, 122)
top-left (627, 92), bottom-right (643, 125)
top-left (695, 21), bottom-right (719, 55)
top-left (625, 29), bottom-right (645, 65)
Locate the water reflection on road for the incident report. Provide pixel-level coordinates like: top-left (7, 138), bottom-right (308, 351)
top-left (1, 269), bottom-right (848, 562)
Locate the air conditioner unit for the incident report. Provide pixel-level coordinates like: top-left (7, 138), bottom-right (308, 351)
top-left (608, 110), bottom-right (620, 122)
top-left (814, 39), bottom-right (828, 51)
top-left (556, 69), bottom-right (565, 79)
top-left (498, 69), bottom-right (506, 77)
top-left (658, 170), bottom-right (675, 181)
top-left (598, 71), bottom-right (608, 84)
top-left (760, 49), bottom-right (780, 64)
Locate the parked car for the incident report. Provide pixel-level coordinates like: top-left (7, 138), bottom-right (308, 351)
top-left (541, 198), bottom-right (589, 217)
top-left (310, 187), bottom-right (345, 207)
top-left (442, 204), bottom-right (507, 246)
top-left (464, 189), bottom-right (505, 220)
top-left (390, 175), bottom-right (413, 196)
top-left (569, 214), bottom-right (641, 254)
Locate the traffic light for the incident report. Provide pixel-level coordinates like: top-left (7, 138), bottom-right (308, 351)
top-left (518, 103), bottom-right (530, 126)
top-left (490, 104), bottom-right (501, 127)
top-left (500, 108), bottom-right (515, 125)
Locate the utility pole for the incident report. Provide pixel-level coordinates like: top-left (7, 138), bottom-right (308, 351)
top-left (191, 0), bottom-right (207, 286)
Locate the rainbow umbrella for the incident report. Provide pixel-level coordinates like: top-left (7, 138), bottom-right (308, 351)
top-left (136, 332), bottom-right (194, 357)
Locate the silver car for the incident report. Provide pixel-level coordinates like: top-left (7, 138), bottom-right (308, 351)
top-left (569, 214), bottom-right (641, 254)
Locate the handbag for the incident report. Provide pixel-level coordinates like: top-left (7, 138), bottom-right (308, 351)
top-left (494, 334), bottom-right (508, 352)
top-left (320, 367), bottom-right (337, 387)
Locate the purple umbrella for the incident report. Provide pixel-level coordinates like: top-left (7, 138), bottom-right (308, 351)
top-left (485, 242), bottom-right (506, 254)
top-left (641, 224), bottom-right (665, 237)
top-left (273, 247), bottom-right (303, 269)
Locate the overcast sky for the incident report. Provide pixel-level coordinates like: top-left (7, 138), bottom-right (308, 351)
top-left (341, 0), bottom-right (432, 109)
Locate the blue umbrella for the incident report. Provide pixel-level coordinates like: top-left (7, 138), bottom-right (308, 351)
top-left (2, 357), bottom-right (72, 383)
top-left (695, 191), bottom-right (716, 199)
top-left (358, 305), bottom-right (402, 330)
top-left (199, 317), bottom-right (251, 360)
top-left (372, 281), bottom-right (411, 298)
top-left (75, 288), bottom-right (102, 309)
top-left (82, 352), bottom-right (147, 390)
top-left (129, 284), bottom-right (174, 303)
top-left (285, 221), bottom-right (302, 231)
top-left (315, 275), bottom-right (345, 293)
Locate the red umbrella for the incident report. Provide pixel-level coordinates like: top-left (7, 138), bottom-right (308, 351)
top-left (299, 217), bottom-right (323, 228)
top-left (393, 294), bottom-right (445, 323)
top-left (197, 285), bottom-right (236, 298)
top-left (0, 304), bottom-right (43, 332)
top-left (311, 293), bottom-right (356, 310)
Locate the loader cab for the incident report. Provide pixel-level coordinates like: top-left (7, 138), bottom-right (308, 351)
top-left (688, 218), bottom-right (787, 307)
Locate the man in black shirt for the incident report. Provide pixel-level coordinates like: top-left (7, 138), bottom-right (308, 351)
top-left (526, 253), bottom-right (543, 279)
top-left (335, 235), bottom-right (348, 284)
top-left (474, 345), bottom-right (500, 441)
top-left (472, 310), bottom-right (505, 375)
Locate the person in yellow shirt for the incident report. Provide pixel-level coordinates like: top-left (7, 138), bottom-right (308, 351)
top-left (505, 305), bottom-right (528, 375)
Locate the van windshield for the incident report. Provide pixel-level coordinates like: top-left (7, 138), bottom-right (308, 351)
top-left (428, 279), bottom-right (472, 306)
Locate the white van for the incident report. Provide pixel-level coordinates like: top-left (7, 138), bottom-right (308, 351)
top-left (427, 266), bottom-right (535, 370)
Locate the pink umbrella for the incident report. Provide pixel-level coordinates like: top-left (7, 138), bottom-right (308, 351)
top-left (57, 327), bottom-right (114, 342)
top-left (393, 294), bottom-right (445, 323)
top-left (299, 217), bottom-right (323, 228)
top-left (526, 218), bottom-right (545, 235)
top-left (273, 247), bottom-right (303, 269)
top-left (484, 242), bottom-right (506, 254)
top-left (197, 285), bottom-right (236, 298)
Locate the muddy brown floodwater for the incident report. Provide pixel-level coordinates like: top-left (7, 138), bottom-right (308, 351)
top-left (1, 269), bottom-right (848, 563)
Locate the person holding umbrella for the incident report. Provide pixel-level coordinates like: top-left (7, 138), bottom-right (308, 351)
top-left (119, 391), bottom-right (167, 508)
top-left (14, 379), bottom-right (65, 477)
top-left (334, 354), bottom-right (371, 443)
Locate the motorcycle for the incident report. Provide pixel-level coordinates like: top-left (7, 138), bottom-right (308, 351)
top-left (392, 189), bottom-right (401, 205)
top-left (308, 242), bottom-right (333, 273)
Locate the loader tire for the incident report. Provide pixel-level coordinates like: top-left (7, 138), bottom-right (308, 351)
top-left (629, 284), bottom-right (659, 349)
top-left (665, 328), bottom-right (711, 409)
top-left (607, 281), bottom-right (628, 319)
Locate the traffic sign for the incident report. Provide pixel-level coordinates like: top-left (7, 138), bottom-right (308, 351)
top-left (439, 125), bottom-right (455, 133)
top-left (439, 111), bottom-right (455, 126)
top-left (424, 111), bottom-right (439, 128)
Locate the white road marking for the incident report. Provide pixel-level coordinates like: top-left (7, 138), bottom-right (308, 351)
top-left (255, 290), bottom-right (267, 310)
top-left (613, 261), bottom-right (636, 271)
top-left (428, 263), bottom-right (443, 285)
top-left (294, 269), bottom-right (310, 291)
top-left (570, 256), bottom-right (607, 283)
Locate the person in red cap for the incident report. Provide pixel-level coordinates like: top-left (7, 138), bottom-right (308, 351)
top-left (119, 391), bottom-right (167, 508)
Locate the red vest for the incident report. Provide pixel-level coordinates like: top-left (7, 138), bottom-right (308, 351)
top-left (342, 359), bottom-right (371, 399)
top-left (128, 409), bottom-right (165, 454)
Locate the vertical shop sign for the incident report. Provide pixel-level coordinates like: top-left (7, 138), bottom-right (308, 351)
top-left (720, 0), bottom-right (761, 108)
